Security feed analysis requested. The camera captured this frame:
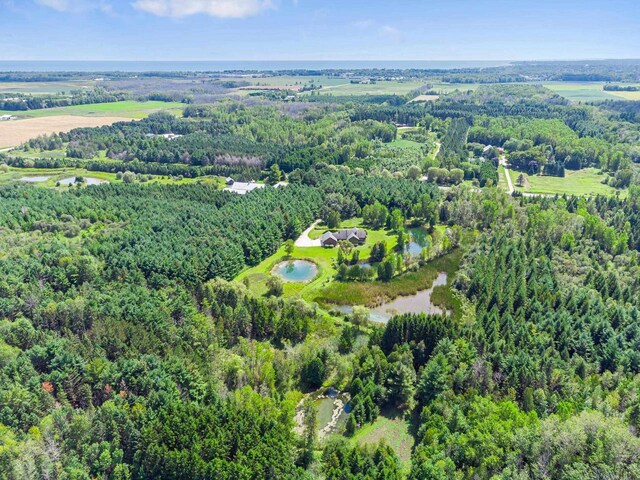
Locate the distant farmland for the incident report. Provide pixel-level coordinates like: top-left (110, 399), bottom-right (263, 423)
top-left (0, 116), bottom-right (131, 148)
top-left (0, 100), bottom-right (184, 120)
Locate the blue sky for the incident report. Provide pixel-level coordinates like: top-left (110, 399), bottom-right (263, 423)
top-left (0, 0), bottom-right (639, 61)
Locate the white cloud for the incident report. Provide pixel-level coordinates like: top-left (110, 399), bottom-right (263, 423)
top-left (353, 19), bottom-right (374, 30)
top-left (132, 0), bottom-right (274, 18)
top-left (35, 0), bottom-right (113, 13)
top-left (36, 0), bottom-right (71, 10)
top-left (380, 25), bottom-right (403, 43)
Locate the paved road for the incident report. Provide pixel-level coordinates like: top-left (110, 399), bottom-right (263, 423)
top-left (295, 219), bottom-right (322, 247)
top-left (0, 147), bottom-right (14, 153)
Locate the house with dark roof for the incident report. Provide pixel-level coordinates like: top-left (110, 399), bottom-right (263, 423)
top-left (321, 228), bottom-right (367, 248)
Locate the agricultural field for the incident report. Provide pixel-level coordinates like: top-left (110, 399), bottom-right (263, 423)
top-left (0, 100), bottom-right (184, 147)
top-left (313, 80), bottom-right (429, 96)
top-left (542, 81), bottom-right (629, 102)
top-left (0, 116), bottom-right (131, 148)
top-left (0, 100), bottom-right (184, 120)
top-left (0, 80), bottom-right (95, 95)
top-left (606, 88), bottom-right (640, 100)
top-left (509, 167), bottom-right (621, 196)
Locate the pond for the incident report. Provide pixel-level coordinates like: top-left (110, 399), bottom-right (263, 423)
top-left (405, 226), bottom-right (431, 257)
top-left (335, 272), bottom-right (449, 323)
top-left (272, 260), bottom-right (318, 283)
top-left (58, 177), bottom-right (108, 186)
top-left (19, 176), bottom-right (51, 183)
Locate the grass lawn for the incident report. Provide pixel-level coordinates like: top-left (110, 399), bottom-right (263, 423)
top-left (237, 218), bottom-right (470, 319)
top-left (389, 138), bottom-right (424, 149)
top-left (236, 218), bottom-right (399, 301)
top-left (0, 101), bottom-right (185, 120)
top-left (350, 408), bottom-right (415, 472)
top-left (509, 167), bottom-right (622, 196)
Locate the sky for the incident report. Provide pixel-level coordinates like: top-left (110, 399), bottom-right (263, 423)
top-left (0, 0), bottom-right (639, 61)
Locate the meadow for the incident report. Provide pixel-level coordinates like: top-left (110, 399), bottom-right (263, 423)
top-left (350, 408), bottom-right (415, 472)
top-left (0, 100), bottom-right (185, 119)
top-left (509, 167), bottom-right (621, 196)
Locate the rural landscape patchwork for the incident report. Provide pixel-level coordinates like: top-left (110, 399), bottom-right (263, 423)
top-left (1, 1), bottom-right (640, 479)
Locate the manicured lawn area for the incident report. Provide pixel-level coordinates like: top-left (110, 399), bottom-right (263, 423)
top-left (509, 167), bottom-right (622, 196)
top-left (236, 218), bottom-right (399, 301)
top-left (389, 138), bottom-right (424, 149)
top-left (350, 408), bottom-right (414, 471)
top-left (237, 218), bottom-right (470, 319)
top-left (0, 101), bottom-right (185, 119)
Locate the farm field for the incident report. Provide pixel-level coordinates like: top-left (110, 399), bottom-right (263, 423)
top-left (0, 116), bottom-right (131, 148)
top-left (606, 89), bottom-right (640, 100)
top-left (542, 82), bottom-right (621, 102)
top-left (0, 100), bottom-right (184, 120)
top-left (313, 80), bottom-right (429, 96)
top-left (509, 167), bottom-right (621, 196)
top-left (0, 80), bottom-right (95, 95)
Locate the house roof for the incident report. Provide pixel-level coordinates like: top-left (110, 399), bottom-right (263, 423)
top-left (223, 182), bottom-right (266, 195)
top-left (321, 228), bottom-right (367, 243)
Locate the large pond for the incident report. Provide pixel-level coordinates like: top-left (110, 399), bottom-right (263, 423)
top-left (19, 176), bottom-right (51, 183)
top-left (405, 226), bottom-right (431, 257)
top-left (272, 260), bottom-right (318, 283)
top-left (336, 272), bottom-right (449, 323)
top-left (58, 177), bottom-right (108, 186)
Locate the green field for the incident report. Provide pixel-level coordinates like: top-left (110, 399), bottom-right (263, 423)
top-left (509, 167), bottom-right (621, 196)
top-left (350, 409), bottom-right (415, 472)
top-left (0, 81), bottom-right (96, 95)
top-left (0, 100), bottom-right (185, 119)
top-left (543, 82), bottom-right (620, 102)
top-left (314, 80), bottom-right (429, 96)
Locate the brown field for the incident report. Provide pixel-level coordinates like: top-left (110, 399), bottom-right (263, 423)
top-left (409, 94), bottom-right (440, 103)
top-left (0, 116), bottom-right (132, 148)
top-left (236, 85), bottom-right (303, 91)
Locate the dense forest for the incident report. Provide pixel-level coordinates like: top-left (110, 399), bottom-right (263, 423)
top-left (2, 64), bottom-right (640, 479)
